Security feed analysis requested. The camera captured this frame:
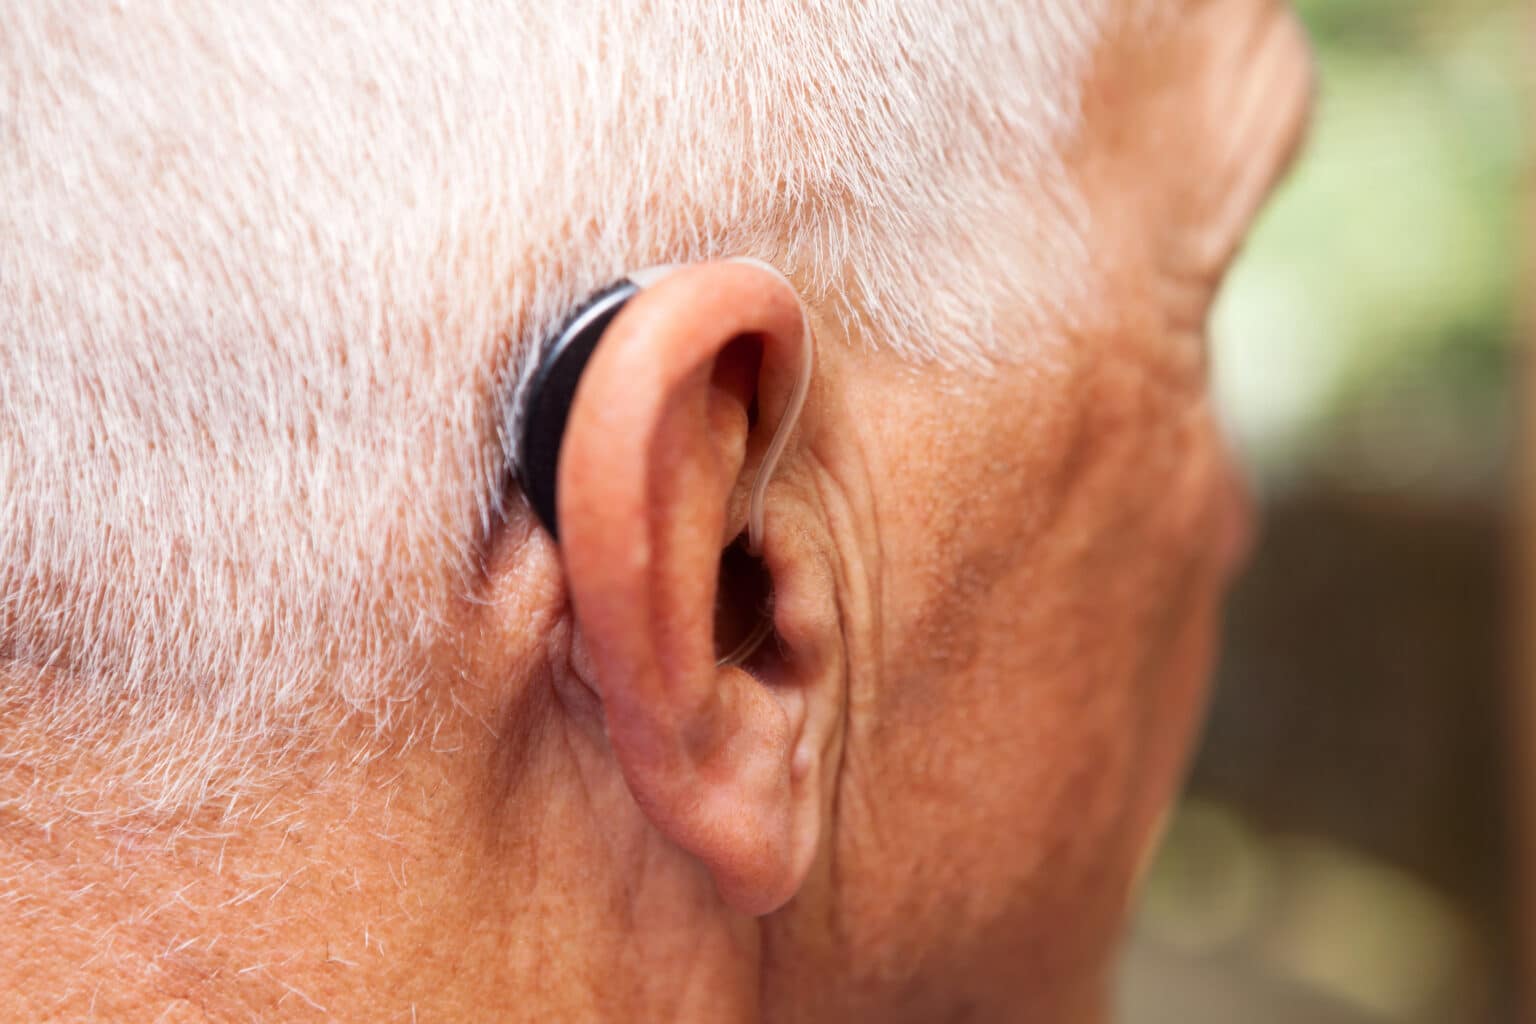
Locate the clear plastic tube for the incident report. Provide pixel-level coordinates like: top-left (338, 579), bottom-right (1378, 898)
top-left (625, 258), bottom-right (814, 558)
top-left (725, 257), bottom-right (814, 558)
top-left (624, 260), bottom-right (811, 667)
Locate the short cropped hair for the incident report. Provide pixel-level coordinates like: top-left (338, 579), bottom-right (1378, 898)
top-left (0, 1), bottom-right (1104, 816)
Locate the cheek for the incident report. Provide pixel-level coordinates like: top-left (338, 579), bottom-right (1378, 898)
top-left (834, 360), bottom-right (1243, 1002)
top-left (978, 379), bottom-right (1245, 910)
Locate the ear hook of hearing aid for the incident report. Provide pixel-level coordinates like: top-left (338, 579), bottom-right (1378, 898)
top-left (513, 259), bottom-right (815, 668)
top-left (722, 257), bottom-right (814, 559)
top-left (712, 258), bottom-right (813, 667)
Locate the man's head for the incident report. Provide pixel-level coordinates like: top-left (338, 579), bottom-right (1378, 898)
top-left (0, 1), bottom-right (1311, 1019)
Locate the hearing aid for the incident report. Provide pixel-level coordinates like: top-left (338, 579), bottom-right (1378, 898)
top-left (513, 259), bottom-right (814, 666)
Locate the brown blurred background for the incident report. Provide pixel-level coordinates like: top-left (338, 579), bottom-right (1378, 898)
top-left (1118, 1), bottom-right (1525, 1020)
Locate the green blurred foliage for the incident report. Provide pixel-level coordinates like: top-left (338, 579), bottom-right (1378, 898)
top-left (1213, 0), bottom-right (1522, 494)
top-left (1130, 4), bottom-right (1524, 1019)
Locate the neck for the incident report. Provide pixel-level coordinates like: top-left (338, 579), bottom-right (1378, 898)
top-left (0, 692), bottom-right (765, 1022)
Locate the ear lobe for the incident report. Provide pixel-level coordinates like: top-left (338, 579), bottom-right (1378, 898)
top-left (556, 261), bottom-right (819, 915)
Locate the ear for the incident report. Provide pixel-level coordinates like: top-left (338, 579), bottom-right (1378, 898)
top-left (557, 260), bottom-right (822, 916)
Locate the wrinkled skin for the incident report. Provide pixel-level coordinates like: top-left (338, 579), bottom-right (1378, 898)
top-left (762, 5), bottom-right (1312, 1018)
top-left (0, 1), bottom-right (1311, 1021)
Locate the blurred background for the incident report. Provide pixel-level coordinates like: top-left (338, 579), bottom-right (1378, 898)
top-left (1118, 0), bottom-right (1525, 1021)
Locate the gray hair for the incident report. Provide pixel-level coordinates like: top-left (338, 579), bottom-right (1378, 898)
top-left (0, 0), bottom-right (1104, 818)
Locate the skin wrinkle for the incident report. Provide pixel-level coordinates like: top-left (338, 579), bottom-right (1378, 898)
top-left (805, 485), bottom-right (866, 966)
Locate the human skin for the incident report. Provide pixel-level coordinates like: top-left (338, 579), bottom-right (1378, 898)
top-left (0, 0), bottom-right (1311, 1021)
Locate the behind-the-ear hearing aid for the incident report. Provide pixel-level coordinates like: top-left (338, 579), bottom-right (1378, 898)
top-left (513, 258), bottom-right (814, 667)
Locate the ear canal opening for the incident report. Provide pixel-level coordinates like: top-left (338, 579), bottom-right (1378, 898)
top-left (714, 536), bottom-right (776, 669)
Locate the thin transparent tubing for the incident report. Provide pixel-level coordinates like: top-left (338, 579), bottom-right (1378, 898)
top-left (627, 260), bottom-right (813, 668)
top-left (726, 256), bottom-right (814, 557)
top-left (627, 258), bottom-right (815, 557)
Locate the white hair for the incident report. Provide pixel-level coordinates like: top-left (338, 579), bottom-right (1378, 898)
top-left (0, 0), bottom-right (1105, 819)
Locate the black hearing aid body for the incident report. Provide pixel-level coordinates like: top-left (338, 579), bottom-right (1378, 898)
top-left (515, 258), bottom-right (810, 557)
top-left (515, 279), bottom-right (640, 539)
